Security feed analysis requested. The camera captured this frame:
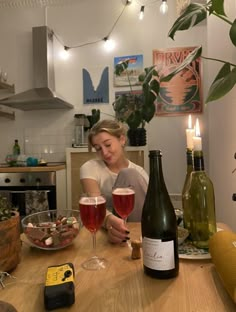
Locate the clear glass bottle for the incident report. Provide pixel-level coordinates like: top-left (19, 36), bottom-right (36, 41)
top-left (182, 148), bottom-right (193, 233)
top-left (141, 150), bottom-right (179, 279)
top-left (183, 150), bottom-right (217, 249)
top-left (13, 139), bottom-right (20, 155)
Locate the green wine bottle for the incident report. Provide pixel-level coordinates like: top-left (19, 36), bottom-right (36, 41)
top-left (141, 150), bottom-right (179, 279)
top-left (13, 139), bottom-right (20, 156)
top-left (183, 150), bottom-right (217, 249)
top-left (182, 148), bottom-right (193, 233)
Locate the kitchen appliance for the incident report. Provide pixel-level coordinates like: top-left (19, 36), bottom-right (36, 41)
top-left (73, 114), bottom-right (90, 147)
top-left (0, 26), bottom-right (74, 110)
top-left (0, 171), bottom-right (56, 217)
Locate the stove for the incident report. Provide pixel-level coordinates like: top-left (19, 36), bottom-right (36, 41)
top-left (0, 171), bottom-right (57, 217)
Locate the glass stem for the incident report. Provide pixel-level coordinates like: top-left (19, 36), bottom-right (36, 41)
top-left (92, 232), bottom-right (97, 256)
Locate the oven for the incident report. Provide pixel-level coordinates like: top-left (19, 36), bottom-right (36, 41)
top-left (0, 172), bottom-right (56, 218)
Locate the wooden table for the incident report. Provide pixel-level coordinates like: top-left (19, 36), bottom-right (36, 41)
top-left (0, 223), bottom-right (235, 312)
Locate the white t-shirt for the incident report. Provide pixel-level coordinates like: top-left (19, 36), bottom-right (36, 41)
top-left (80, 158), bottom-right (148, 210)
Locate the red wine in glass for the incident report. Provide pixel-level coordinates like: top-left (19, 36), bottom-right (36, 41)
top-left (80, 198), bottom-right (106, 233)
top-left (112, 187), bottom-right (135, 221)
top-left (79, 194), bottom-right (107, 270)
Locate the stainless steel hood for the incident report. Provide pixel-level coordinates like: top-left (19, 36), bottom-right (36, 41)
top-left (0, 26), bottom-right (74, 110)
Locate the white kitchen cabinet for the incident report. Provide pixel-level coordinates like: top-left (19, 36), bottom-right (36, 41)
top-left (66, 146), bottom-right (148, 210)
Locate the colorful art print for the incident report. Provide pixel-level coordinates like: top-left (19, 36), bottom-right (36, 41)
top-left (114, 54), bottom-right (143, 87)
top-left (153, 47), bottom-right (203, 116)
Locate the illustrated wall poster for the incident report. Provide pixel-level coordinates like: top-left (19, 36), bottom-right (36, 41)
top-left (153, 47), bottom-right (202, 116)
top-left (114, 54), bottom-right (143, 87)
top-left (83, 66), bottom-right (109, 104)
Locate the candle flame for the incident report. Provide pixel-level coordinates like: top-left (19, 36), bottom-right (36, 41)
top-left (188, 114), bottom-right (192, 129)
top-left (195, 118), bottom-right (200, 137)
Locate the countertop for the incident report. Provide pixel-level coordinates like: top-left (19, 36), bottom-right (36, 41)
top-left (0, 223), bottom-right (235, 312)
top-left (0, 163), bottom-right (66, 173)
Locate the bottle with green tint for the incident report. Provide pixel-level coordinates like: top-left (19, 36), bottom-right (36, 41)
top-left (13, 139), bottom-right (20, 156)
top-left (182, 148), bottom-right (193, 233)
top-left (183, 150), bottom-right (217, 249)
top-left (141, 150), bottom-right (179, 279)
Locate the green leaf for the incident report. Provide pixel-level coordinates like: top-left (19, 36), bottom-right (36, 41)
top-left (229, 19), bottom-right (236, 47)
top-left (126, 111), bottom-right (142, 129)
top-left (206, 65), bottom-right (236, 102)
top-left (161, 46), bottom-right (202, 82)
top-left (168, 4), bottom-right (207, 40)
top-left (211, 0), bottom-right (226, 16)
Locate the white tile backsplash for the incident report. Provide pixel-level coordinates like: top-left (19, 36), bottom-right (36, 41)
top-left (0, 126), bottom-right (74, 163)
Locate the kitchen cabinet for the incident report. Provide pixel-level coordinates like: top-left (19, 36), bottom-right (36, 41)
top-left (0, 81), bottom-right (15, 119)
top-left (66, 146), bottom-right (148, 210)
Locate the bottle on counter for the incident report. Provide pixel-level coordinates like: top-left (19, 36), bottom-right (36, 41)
top-left (141, 150), bottom-right (179, 279)
top-left (182, 148), bottom-right (193, 234)
top-left (183, 149), bottom-right (217, 249)
top-left (13, 139), bottom-right (20, 156)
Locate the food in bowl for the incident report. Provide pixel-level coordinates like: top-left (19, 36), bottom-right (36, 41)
top-left (21, 210), bottom-right (81, 250)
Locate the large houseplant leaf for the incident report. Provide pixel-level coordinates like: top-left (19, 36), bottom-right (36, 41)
top-left (206, 64), bottom-right (236, 102)
top-left (229, 19), bottom-right (236, 47)
top-left (161, 46), bottom-right (202, 82)
top-left (168, 4), bottom-right (207, 40)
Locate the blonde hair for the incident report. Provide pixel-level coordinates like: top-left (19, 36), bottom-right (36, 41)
top-left (88, 119), bottom-right (127, 150)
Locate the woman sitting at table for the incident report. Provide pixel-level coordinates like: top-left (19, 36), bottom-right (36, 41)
top-left (80, 119), bottom-right (148, 244)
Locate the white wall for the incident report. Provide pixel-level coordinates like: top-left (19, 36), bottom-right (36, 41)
top-left (0, 0), bottom-right (207, 195)
top-left (208, 0), bottom-right (236, 231)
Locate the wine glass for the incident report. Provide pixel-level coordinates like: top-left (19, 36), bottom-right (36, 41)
top-left (112, 186), bottom-right (135, 224)
top-left (79, 193), bottom-right (107, 270)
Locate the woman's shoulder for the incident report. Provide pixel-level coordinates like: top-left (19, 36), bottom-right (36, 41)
top-left (81, 158), bottom-right (104, 169)
top-left (128, 160), bottom-right (149, 181)
top-left (128, 160), bottom-right (143, 170)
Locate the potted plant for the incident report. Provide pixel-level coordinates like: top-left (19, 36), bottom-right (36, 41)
top-left (113, 59), bottom-right (160, 146)
top-left (163, 0), bottom-right (236, 103)
top-left (0, 195), bottom-right (21, 272)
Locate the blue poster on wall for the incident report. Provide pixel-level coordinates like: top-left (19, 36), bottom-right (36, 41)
top-left (83, 66), bottom-right (109, 104)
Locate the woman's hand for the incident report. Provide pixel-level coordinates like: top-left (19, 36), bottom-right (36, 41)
top-left (105, 214), bottom-right (130, 244)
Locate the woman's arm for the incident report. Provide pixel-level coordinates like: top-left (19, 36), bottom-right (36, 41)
top-left (80, 178), bottom-right (101, 195)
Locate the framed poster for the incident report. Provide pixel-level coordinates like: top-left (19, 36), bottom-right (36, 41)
top-left (114, 54), bottom-right (143, 87)
top-left (83, 66), bottom-right (109, 104)
top-left (153, 47), bottom-right (202, 116)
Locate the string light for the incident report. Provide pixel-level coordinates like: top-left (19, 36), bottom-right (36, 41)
top-left (139, 6), bottom-right (145, 20)
top-left (53, 0), bottom-right (170, 53)
top-left (103, 37), bottom-right (115, 51)
top-left (160, 0), bottom-right (168, 15)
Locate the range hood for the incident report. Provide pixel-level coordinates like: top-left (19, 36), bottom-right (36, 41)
top-left (0, 26), bottom-right (74, 110)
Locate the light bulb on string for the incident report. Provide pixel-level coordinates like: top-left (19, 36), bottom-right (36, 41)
top-left (60, 46), bottom-right (70, 60)
top-left (103, 37), bottom-right (115, 51)
top-left (139, 6), bottom-right (145, 20)
top-left (160, 0), bottom-right (168, 15)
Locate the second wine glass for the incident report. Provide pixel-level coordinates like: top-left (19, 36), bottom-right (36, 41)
top-left (112, 186), bottom-right (135, 224)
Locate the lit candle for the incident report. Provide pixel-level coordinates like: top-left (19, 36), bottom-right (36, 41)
top-left (193, 118), bottom-right (202, 151)
top-left (185, 114), bottom-right (194, 150)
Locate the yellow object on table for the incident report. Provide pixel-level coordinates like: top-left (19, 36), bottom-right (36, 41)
top-left (209, 230), bottom-right (236, 303)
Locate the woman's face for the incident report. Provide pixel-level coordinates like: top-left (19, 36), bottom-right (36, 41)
top-left (92, 131), bottom-right (126, 166)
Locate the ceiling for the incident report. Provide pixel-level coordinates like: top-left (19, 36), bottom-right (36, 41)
top-left (0, 0), bottom-right (86, 8)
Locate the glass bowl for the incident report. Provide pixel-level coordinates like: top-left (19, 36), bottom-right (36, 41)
top-left (21, 209), bottom-right (82, 250)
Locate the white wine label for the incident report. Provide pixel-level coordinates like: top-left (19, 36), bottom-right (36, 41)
top-left (143, 237), bottom-right (175, 270)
